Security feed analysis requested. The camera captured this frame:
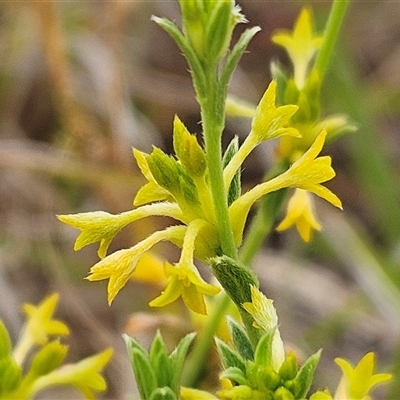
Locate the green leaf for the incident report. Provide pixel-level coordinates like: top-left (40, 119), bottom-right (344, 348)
top-left (0, 358), bottom-right (22, 395)
top-left (215, 337), bottom-right (246, 372)
top-left (149, 331), bottom-right (172, 389)
top-left (205, 0), bottom-right (233, 61)
top-left (220, 366), bottom-right (248, 386)
top-left (149, 386), bottom-right (178, 400)
top-left (0, 321), bottom-right (12, 359)
top-left (131, 348), bottom-right (158, 400)
top-left (147, 148), bottom-right (180, 194)
top-left (29, 340), bottom-right (68, 377)
top-left (220, 26), bottom-right (261, 92)
top-left (293, 349), bottom-right (321, 399)
top-left (223, 137), bottom-right (241, 206)
top-left (124, 335), bottom-right (157, 400)
top-left (169, 332), bottom-right (196, 394)
top-left (227, 317), bottom-right (253, 361)
top-left (173, 116), bottom-right (207, 178)
top-left (254, 330), bottom-right (275, 368)
top-left (151, 15), bottom-right (206, 96)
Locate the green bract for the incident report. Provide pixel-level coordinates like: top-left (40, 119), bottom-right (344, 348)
top-left (124, 331), bottom-right (196, 400)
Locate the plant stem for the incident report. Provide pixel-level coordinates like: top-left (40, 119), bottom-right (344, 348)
top-left (181, 293), bottom-right (232, 387)
top-left (200, 71), bottom-right (238, 261)
top-left (313, 0), bottom-right (351, 82)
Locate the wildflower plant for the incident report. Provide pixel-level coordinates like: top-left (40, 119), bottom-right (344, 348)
top-left (56, 0), bottom-right (392, 398)
top-left (0, 293), bottom-right (112, 399)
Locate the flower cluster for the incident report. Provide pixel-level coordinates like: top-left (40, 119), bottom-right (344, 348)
top-left (59, 80), bottom-right (341, 314)
top-left (0, 294), bottom-right (112, 400)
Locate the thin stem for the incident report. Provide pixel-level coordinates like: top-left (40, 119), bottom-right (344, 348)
top-left (181, 293), bottom-right (231, 387)
top-left (200, 74), bottom-right (238, 260)
top-left (313, 0), bottom-right (351, 82)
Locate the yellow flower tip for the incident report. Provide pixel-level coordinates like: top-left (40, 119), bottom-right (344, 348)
top-left (251, 80), bottom-right (300, 142)
top-left (335, 352), bottom-right (392, 399)
top-left (86, 247), bottom-right (142, 305)
top-left (149, 262), bottom-right (220, 315)
top-left (276, 189), bottom-right (322, 242)
top-left (271, 6), bottom-right (322, 88)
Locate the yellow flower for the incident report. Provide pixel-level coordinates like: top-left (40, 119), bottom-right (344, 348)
top-left (87, 225), bottom-right (187, 304)
top-left (149, 262), bottom-right (220, 315)
top-left (57, 203), bottom-right (184, 258)
top-left (277, 130), bottom-right (341, 207)
top-left (272, 7), bottom-right (323, 89)
top-left (242, 286), bottom-right (285, 371)
top-left (13, 293), bottom-right (69, 365)
top-left (334, 352), bottom-right (392, 400)
top-left (224, 80), bottom-right (300, 189)
top-left (150, 219), bottom-right (220, 314)
top-left (229, 130), bottom-right (341, 246)
top-left (276, 188), bottom-right (321, 242)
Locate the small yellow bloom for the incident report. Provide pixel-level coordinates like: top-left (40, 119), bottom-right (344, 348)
top-left (224, 80), bottom-right (300, 189)
top-left (149, 262), bottom-right (220, 315)
top-left (335, 352), bottom-right (392, 400)
top-left (276, 188), bottom-right (321, 242)
top-left (58, 203), bottom-right (184, 258)
top-left (277, 130), bottom-right (342, 208)
top-left (87, 225), bottom-right (187, 304)
top-left (13, 293), bottom-right (69, 365)
top-left (272, 7), bottom-right (323, 89)
top-left (242, 286), bottom-right (285, 371)
top-left (229, 130), bottom-right (341, 246)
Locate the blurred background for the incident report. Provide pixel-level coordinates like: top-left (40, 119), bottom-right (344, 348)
top-left (0, 1), bottom-right (400, 398)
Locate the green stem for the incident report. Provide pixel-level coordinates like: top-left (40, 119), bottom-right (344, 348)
top-left (313, 0), bottom-right (351, 82)
top-left (181, 293), bottom-right (231, 387)
top-left (200, 72), bottom-right (238, 260)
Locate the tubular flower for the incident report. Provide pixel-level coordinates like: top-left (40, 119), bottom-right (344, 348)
top-left (272, 7), bottom-right (323, 89)
top-left (334, 352), bottom-right (392, 400)
top-left (229, 130), bottom-right (341, 246)
top-left (224, 80), bottom-right (300, 189)
top-left (276, 188), bottom-right (321, 242)
top-left (150, 220), bottom-right (220, 314)
top-left (87, 226), bottom-right (187, 305)
top-left (149, 262), bottom-right (220, 315)
top-left (13, 293), bottom-right (69, 366)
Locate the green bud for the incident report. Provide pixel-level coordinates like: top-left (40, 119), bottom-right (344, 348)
top-left (278, 353), bottom-right (298, 381)
top-left (173, 116), bottom-right (207, 178)
top-left (147, 147), bottom-right (180, 193)
top-left (29, 340), bottom-right (68, 377)
top-left (273, 386), bottom-right (295, 400)
top-left (205, 0), bottom-right (244, 61)
top-left (178, 0), bottom-right (206, 58)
